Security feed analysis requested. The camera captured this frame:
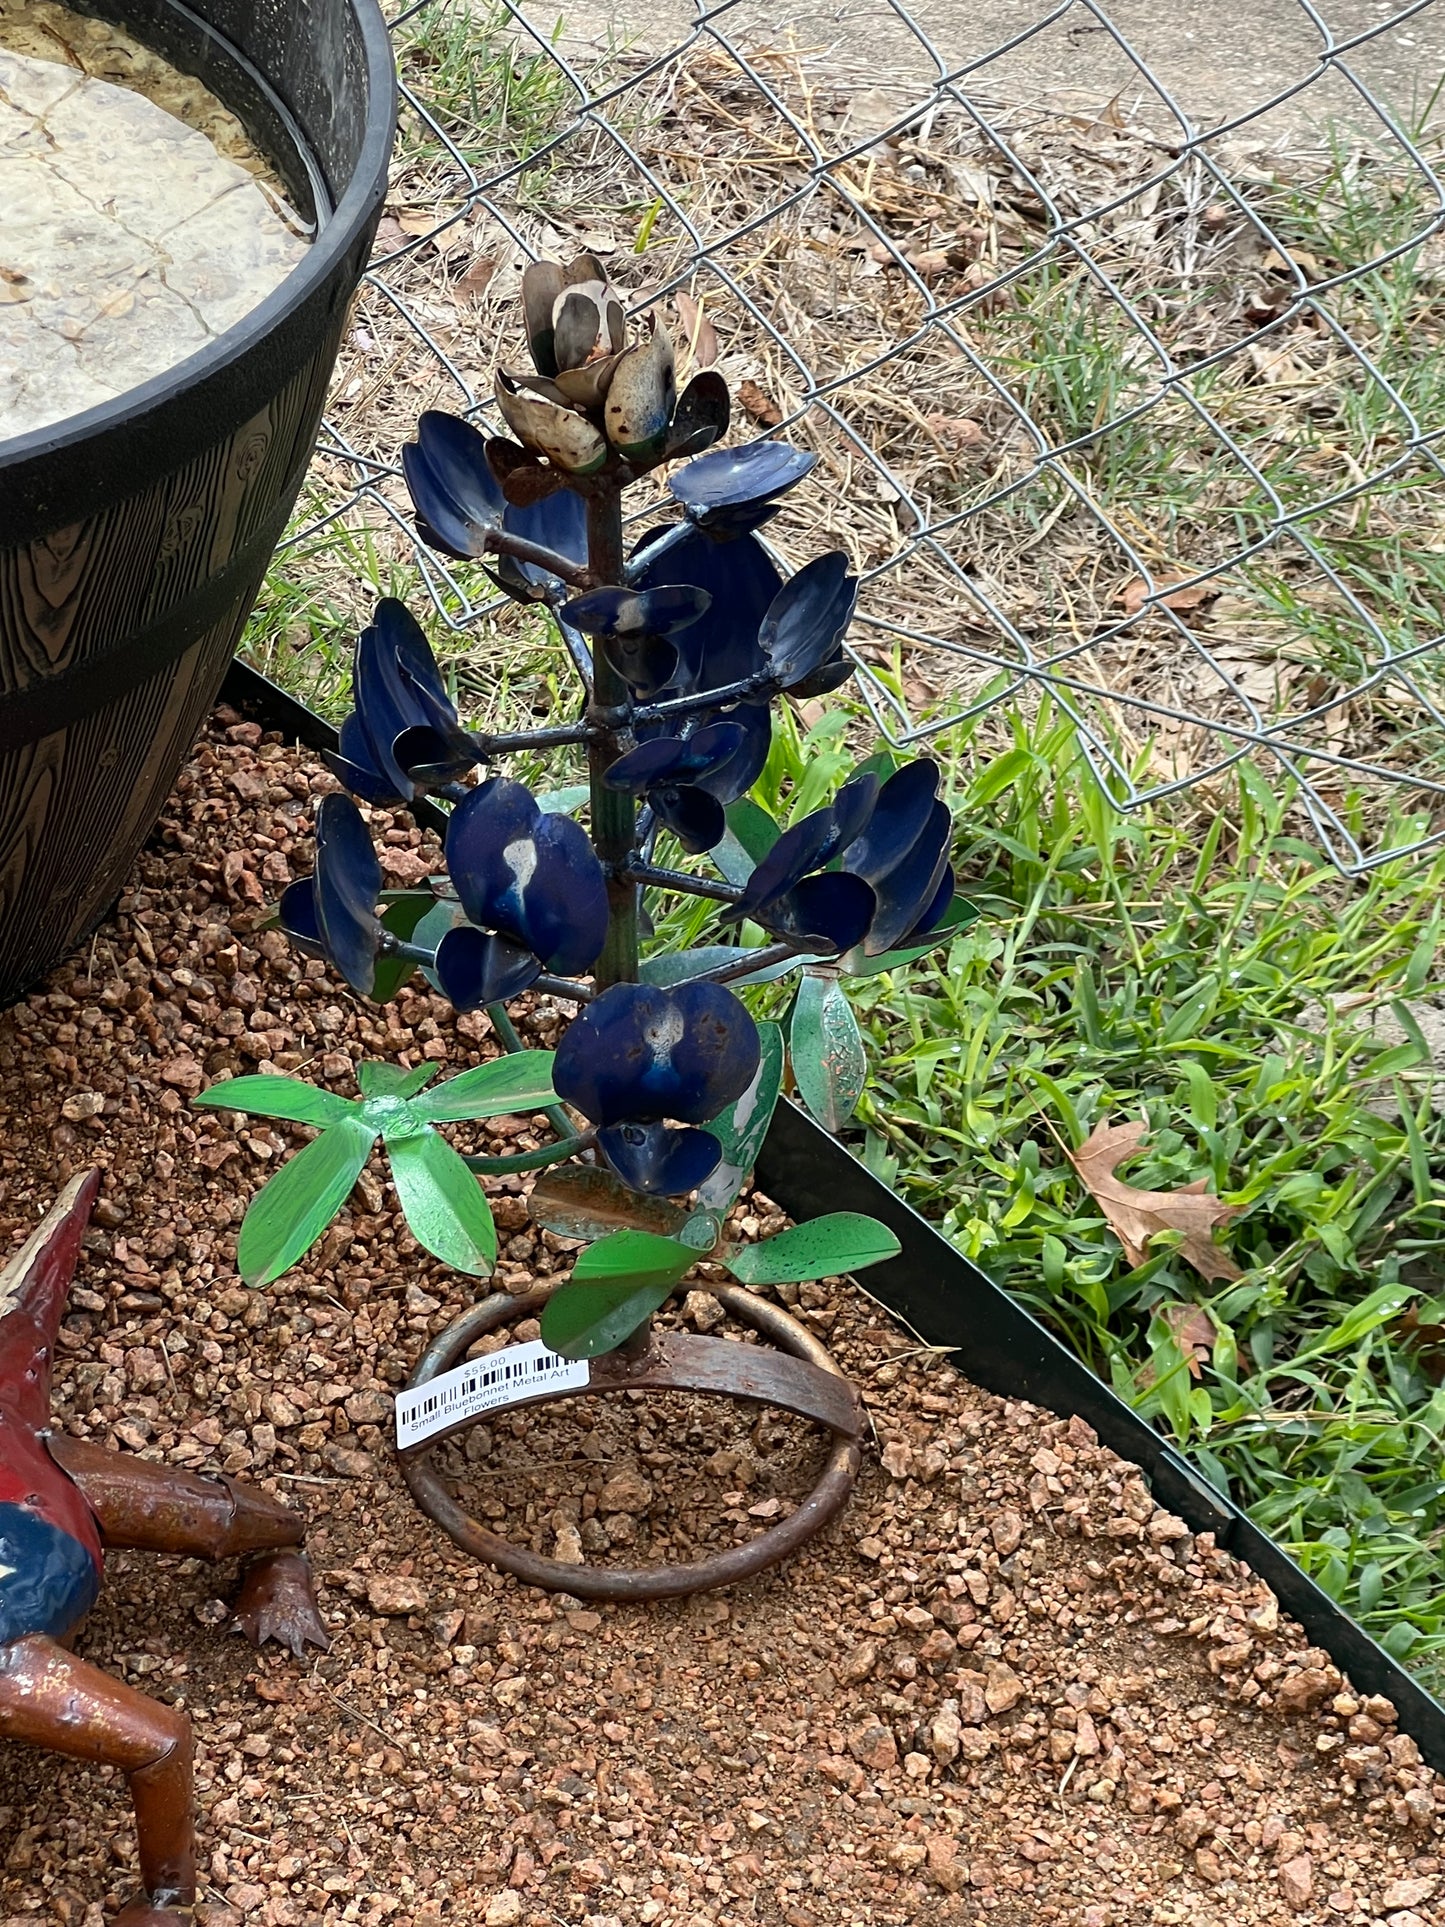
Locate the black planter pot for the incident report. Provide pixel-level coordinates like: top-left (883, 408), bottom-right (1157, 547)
top-left (0, 0), bottom-right (395, 1005)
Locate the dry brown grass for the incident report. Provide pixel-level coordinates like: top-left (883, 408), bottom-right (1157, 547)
top-left (246, 0), bottom-right (1445, 852)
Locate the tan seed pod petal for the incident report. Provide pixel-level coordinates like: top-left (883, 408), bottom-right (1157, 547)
top-left (521, 259), bottom-right (565, 376)
top-left (553, 287), bottom-right (606, 371)
top-left (604, 321), bottom-right (677, 462)
top-left (603, 297), bottom-right (627, 356)
top-left (564, 251), bottom-right (611, 287)
top-left (504, 370), bottom-right (574, 407)
top-left (493, 372), bottom-right (608, 474)
top-left (553, 349), bottom-right (628, 409)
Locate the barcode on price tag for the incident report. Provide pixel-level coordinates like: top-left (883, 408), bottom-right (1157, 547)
top-left (395, 1340), bottom-right (590, 1450)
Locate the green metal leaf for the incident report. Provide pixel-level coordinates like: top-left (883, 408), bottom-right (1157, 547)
top-left (236, 1115), bottom-right (379, 1286)
top-left (385, 1124), bottom-right (497, 1276)
top-left (678, 1207), bottom-right (723, 1252)
top-left (640, 946), bottom-right (805, 988)
top-left (540, 1276), bottom-right (678, 1359)
top-left (698, 1021), bottom-right (785, 1211)
top-left (710, 798), bottom-right (781, 885)
top-left (572, 1228), bottom-right (697, 1291)
top-left (371, 892), bottom-right (445, 1003)
top-left (790, 972), bottom-right (867, 1132)
top-left (410, 1051), bottom-right (558, 1122)
top-left (535, 784), bottom-right (591, 815)
top-left (528, 1165), bottom-right (687, 1243)
top-left (724, 1212), bottom-right (900, 1284)
top-left (193, 1075), bottom-right (356, 1127)
top-left (357, 1060), bottom-right (438, 1100)
top-left (727, 797), bottom-right (782, 863)
top-left (838, 895), bottom-right (983, 978)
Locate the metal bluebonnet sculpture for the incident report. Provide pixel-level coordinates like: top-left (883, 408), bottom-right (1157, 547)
top-left (203, 257), bottom-right (974, 1362)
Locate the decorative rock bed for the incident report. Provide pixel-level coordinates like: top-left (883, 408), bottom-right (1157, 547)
top-left (0, 717), bottom-right (1439, 1926)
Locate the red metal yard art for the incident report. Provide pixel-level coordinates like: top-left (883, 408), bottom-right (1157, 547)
top-left (0, 1170), bottom-right (327, 1925)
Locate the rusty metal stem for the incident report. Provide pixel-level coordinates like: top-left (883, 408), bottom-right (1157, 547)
top-left (585, 482), bottom-right (639, 989)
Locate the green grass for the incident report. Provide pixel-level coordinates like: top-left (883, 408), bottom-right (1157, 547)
top-left (830, 704), bottom-right (1445, 1686)
top-left (636, 692), bottom-right (1445, 1685)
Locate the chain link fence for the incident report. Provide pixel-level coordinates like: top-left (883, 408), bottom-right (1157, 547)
top-left (279, 0), bottom-right (1445, 872)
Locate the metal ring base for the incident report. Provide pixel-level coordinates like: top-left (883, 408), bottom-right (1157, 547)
top-left (399, 1285), bottom-right (864, 1600)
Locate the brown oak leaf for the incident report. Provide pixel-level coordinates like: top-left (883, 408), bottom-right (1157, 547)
top-left (1160, 1301), bottom-right (1216, 1374)
top-left (671, 289), bottom-right (719, 368)
top-left (738, 379), bottom-right (782, 426)
top-left (1120, 571), bottom-right (1216, 617)
top-left (1067, 1120), bottom-right (1242, 1282)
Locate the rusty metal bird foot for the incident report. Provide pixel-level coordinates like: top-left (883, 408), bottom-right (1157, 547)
top-left (0, 1171), bottom-right (328, 1920)
top-left (401, 1283), bottom-right (863, 1600)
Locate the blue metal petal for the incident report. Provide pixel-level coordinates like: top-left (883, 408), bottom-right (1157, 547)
top-left (433, 925), bottom-right (542, 1010)
top-left (901, 866), bottom-right (957, 947)
top-left (839, 758), bottom-right (941, 885)
top-left (497, 486), bottom-right (588, 598)
top-left (403, 411), bottom-right (504, 560)
top-left (553, 982), bottom-right (761, 1128)
top-left (790, 652), bottom-right (856, 699)
top-left (277, 877), bottom-right (325, 958)
top-left (313, 793), bottom-right (383, 996)
top-left (323, 716), bottom-right (406, 805)
top-left (650, 782), bottom-right (726, 855)
top-left (604, 736), bottom-right (693, 794)
top-left (684, 500), bottom-right (784, 541)
top-left (670, 440), bottom-right (816, 514)
top-left (631, 526), bottom-right (781, 695)
top-left (442, 779), bottom-right (607, 973)
top-left (774, 872), bottom-right (877, 951)
top-left (559, 584), bottom-right (712, 640)
top-left (679, 720), bottom-right (750, 795)
top-left (820, 772), bottom-right (880, 862)
top-left (380, 598), bottom-right (460, 732)
top-left (600, 631), bottom-right (680, 699)
top-left (353, 603), bottom-right (444, 798)
top-left (759, 552), bottom-right (858, 688)
top-left (598, 1120), bottom-right (722, 1196)
top-left (701, 698), bottom-right (772, 805)
top-left (444, 777), bottom-right (541, 933)
top-left (735, 806), bottom-right (837, 918)
top-left (391, 724), bottom-right (480, 788)
top-left (519, 811), bottom-right (610, 975)
top-left (864, 800), bottom-right (952, 955)
top-left (606, 721), bottom-right (747, 799)
top-left (665, 370), bottom-right (729, 460)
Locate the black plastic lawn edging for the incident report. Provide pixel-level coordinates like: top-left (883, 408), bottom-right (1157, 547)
top-left (221, 657), bottom-right (1445, 1769)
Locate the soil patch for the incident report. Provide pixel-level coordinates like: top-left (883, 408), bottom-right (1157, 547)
top-left (0, 719), bottom-right (1440, 1926)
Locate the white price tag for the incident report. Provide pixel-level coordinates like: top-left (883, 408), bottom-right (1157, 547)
top-left (395, 1340), bottom-right (590, 1451)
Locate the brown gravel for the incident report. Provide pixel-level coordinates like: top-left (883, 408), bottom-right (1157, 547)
top-left (0, 718), bottom-right (1442, 1927)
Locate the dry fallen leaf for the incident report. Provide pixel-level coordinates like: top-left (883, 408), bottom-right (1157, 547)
top-left (672, 289), bottom-right (719, 368)
top-left (738, 379), bottom-right (782, 427)
top-left (370, 215), bottom-right (409, 258)
top-left (455, 252), bottom-right (499, 301)
top-left (1120, 570), bottom-right (1216, 617)
top-left (924, 412), bottom-right (987, 455)
top-left (1160, 1302), bottom-right (1216, 1375)
top-left (1068, 1120), bottom-right (1242, 1283)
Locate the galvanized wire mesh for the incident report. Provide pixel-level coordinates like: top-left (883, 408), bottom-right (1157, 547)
top-left (290, 0), bottom-right (1445, 872)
